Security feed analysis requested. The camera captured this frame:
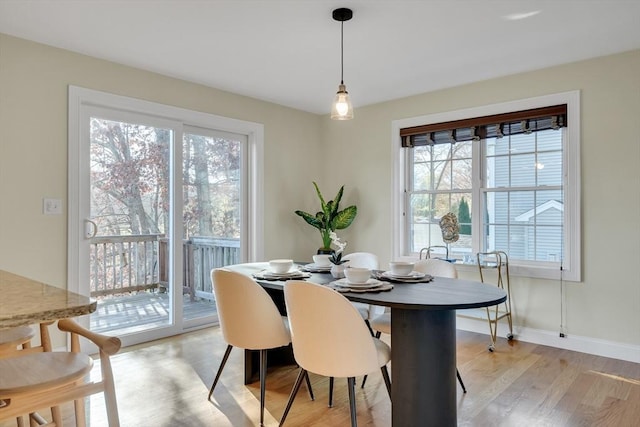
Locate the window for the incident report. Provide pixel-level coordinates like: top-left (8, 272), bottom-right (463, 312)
top-left (392, 92), bottom-right (580, 281)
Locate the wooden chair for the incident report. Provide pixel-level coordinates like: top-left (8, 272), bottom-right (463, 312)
top-left (0, 323), bottom-right (60, 426)
top-left (368, 258), bottom-right (467, 392)
top-left (0, 319), bottom-right (121, 426)
top-left (280, 280), bottom-right (391, 427)
top-left (0, 326), bottom-right (35, 355)
top-left (0, 322), bottom-right (56, 357)
top-left (0, 326), bottom-right (36, 427)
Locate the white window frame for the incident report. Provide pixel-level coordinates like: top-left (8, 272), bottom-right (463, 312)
top-left (391, 91), bottom-right (581, 281)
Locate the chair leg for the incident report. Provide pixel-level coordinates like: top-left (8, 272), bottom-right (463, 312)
top-left (381, 365), bottom-right (392, 400)
top-left (260, 349), bottom-right (268, 426)
top-left (361, 331), bottom-right (383, 388)
top-left (347, 377), bottom-right (358, 427)
top-left (328, 377), bottom-right (334, 407)
top-left (364, 320), bottom-right (375, 337)
top-left (100, 351), bottom-right (120, 427)
top-left (279, 368), bottom-right (307, 427)
top-left (208, 344), bottom-right (233, 400)
top-left (74, 395), bottom-right (86, 427)
top-left (456, 368), bottom-right (467, 393)
top-left (29, 413), bottom-right (46, 426)
top-left (304, 370), bottom-right (315, 401)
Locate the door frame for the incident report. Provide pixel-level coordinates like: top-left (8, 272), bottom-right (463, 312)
top-left (67, 86), bottom-right (264, 346)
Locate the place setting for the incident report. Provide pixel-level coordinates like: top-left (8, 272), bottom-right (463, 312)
top-left (374, 261), bottom-right (434, 284)
top-left (252, 259), bottom-right (311, 281)
top-left (328, 267), bottom-right (394, 293)
top-left (299, 254), bottom-right (333, 273)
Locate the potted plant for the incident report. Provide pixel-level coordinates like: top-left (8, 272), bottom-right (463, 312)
top-left (294, 182), bottom-right (357, 253)
top-left (328, 235), bottom-right (349, 278)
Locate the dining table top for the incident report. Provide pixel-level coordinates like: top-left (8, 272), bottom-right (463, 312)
top-left (0, 270), bottom-right (96, 329)
top-left (226, 262), bottom-right (507, 311)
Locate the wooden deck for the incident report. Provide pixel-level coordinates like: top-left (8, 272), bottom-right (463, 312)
top-left (90, 291), bottom-right (217, 335)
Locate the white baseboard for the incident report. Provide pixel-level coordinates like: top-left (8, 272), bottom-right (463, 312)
top-left (455, 316), bottom-right (640, 364)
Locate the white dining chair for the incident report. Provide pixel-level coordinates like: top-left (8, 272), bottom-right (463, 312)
top-left (209, 268), bottom-right (313, 426)
top-left (280, 280), bottom-right (391, 427)
top-left (329, 252), bottom-right (385, 406)
top-left (368, 258), bottom-right (467, 392)
top-left (415, 258), bottom-right (460, 277)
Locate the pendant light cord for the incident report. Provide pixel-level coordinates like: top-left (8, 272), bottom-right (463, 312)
top-left (340, 20), bottom-right (344, 85)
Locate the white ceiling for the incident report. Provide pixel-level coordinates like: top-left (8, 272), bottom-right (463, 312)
top-left (1, 0), bottom-right (639, 114)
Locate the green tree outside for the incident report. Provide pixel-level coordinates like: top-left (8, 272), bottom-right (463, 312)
top-left (458, 197), bottom-right (471, 235)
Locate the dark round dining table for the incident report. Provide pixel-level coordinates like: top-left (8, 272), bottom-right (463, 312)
top-left (225, 262), bottom-right (507, 427)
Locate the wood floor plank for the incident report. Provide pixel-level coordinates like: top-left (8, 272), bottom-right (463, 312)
top-left (1, 327), bottom-right (638, 426)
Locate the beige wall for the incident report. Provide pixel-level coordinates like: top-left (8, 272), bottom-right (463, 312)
top-left (0, 33), bottom-right (321, 282)
top-left (321, 50), bottom-right (640, 347)
top-left (1, 32), bottom-right (639, 351)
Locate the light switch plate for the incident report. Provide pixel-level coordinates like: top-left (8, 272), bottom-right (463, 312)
top-left (43, 198), bottom-right (63, 215)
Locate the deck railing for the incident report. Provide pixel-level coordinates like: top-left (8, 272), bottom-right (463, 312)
top-left (89, 234), bottom-right (240, 299)
top-left (159, 236), bottom-right (240, 301)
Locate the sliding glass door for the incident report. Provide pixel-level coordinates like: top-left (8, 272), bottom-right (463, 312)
top-left (181, 127), bottom-right (245, 326)
top-left (69, 87), bottom-right (260, 347)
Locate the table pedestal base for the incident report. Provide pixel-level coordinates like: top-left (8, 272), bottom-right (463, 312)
top-left (244, 345), bottom-right (296, 384)
top-left (391, 309), bottom-right (456, 426)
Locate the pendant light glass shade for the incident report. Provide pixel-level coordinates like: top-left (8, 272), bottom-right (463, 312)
top-left (330, 8), bottom-right (354, 120)
top-left (331, 83), bottom-right (353, 120)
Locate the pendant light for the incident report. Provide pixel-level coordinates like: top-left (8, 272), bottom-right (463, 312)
top-left (330, 7), bottom-right (354, 120)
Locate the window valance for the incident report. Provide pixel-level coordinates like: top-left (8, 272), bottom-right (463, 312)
top-left (400, 104), bottom-right (567, 147)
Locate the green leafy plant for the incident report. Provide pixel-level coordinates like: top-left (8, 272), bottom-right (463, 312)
top-left (294, 182), bottom-right (357, 251)
top-left (329, 251), bottom-right (348, 265)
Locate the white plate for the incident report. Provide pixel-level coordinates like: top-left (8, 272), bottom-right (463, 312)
top-left (256, 270), bottom-right (310, 279)
top-left (331, 278), bottom-right (384, 289)
top-left (303, 263), bottom-right (332, 271)
top-left (381, 270), bottom-right (426, 279)
top-left (332, 283), bottom-right (394, 293)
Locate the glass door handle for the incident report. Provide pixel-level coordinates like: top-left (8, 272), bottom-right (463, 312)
top-left (85, 219), bottom-right (98, 239)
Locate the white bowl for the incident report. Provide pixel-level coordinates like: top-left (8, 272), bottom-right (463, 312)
top-left (312, 254), bottom-right (332, 267)
top-left (344, 267), bottom-right (371, 284)
top-left (269, 259), bottom-right (294, 274)
top-left (389, 261), bottom-right (415, 276)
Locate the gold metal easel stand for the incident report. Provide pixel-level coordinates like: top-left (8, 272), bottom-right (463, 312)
top-left (476, 251), bottom-right (514, 351)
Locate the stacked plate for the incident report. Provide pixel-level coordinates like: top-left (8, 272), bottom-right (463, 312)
top-left (253, 270), bottom-right (311, 280)
top-left (301, 263), bottom-right (332, 273)
top-left (329, 278), bottom-right (393, 293)
top-left (377, 271), bottom-right (433, 283)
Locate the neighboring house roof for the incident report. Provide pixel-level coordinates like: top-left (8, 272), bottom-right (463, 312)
top-left (515, 200), bottom-right (564, 222)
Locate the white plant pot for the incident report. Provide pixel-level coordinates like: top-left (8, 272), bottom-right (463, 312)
top-left (330, 263), bottom-right (346, 279)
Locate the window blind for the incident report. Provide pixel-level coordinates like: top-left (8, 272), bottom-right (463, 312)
top-left (400, 104), bottom-right (567, 147)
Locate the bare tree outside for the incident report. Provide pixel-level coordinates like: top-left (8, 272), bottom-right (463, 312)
top-left (183, 133), bottom-right (241, 240)
top-left (411, 141), bottom-right (473, 255)
top-left (89, 118), bottom-right (242, 300)
top-left (90, 118), bottom-right (170, 236)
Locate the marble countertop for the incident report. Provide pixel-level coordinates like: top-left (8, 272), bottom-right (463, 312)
top-left (0, 270), bottom-right (96, 328)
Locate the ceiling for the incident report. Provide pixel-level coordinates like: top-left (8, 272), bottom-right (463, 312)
top-left (1, 1), bottom-right (639, 114)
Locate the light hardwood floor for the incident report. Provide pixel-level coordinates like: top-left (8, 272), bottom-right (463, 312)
top-left (3, 328), bottom-right (638, 426)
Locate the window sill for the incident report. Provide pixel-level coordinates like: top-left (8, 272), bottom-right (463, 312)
top-left (453, 261), bottom-right (572, 282)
